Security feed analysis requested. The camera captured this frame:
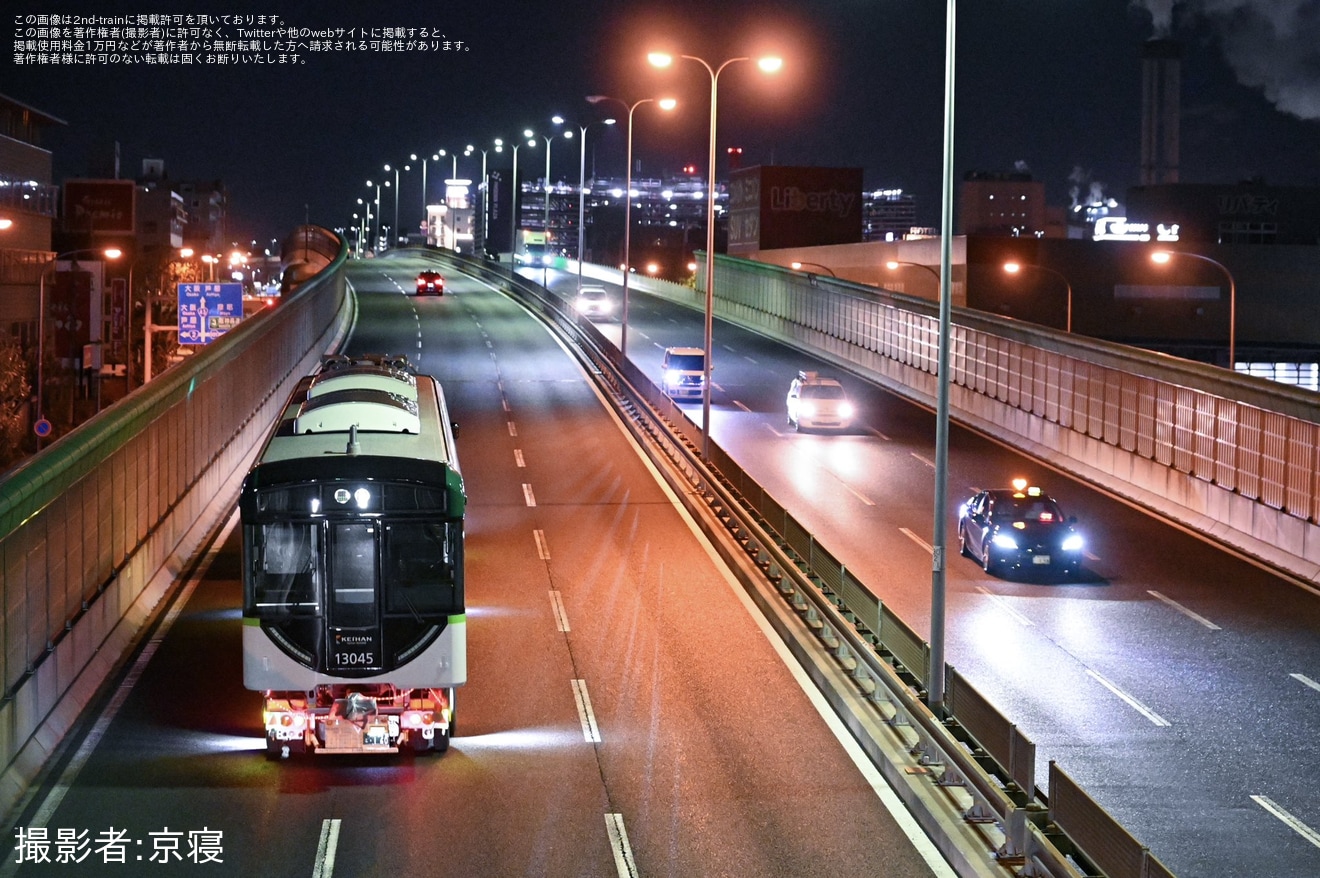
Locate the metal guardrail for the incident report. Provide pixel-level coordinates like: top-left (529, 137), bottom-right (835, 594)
top-left (442, 255), bottom-right (1176, 878)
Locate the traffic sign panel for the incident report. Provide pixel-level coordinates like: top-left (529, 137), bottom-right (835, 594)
top-left (177, 283), bottom-right (244, 344)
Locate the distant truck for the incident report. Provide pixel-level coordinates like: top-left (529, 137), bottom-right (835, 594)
top-left (514, 229), bottom-right (554, 266)
top-left (662, 346), bottom-right (707, 400)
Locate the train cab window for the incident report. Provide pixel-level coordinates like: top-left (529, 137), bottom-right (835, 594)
top-left (330, 523), bottom-right (378, 628)
top-left (384, 522), bottom-right (460, 616)
top-left (247, 522), bottom-right (321, 616)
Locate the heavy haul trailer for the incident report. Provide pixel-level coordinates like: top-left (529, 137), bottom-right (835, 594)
top-left (240, 355), bottom-right (466, 757)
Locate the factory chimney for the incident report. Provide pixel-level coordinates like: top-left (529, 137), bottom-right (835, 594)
top-left (1140, 39), bottom-right (1182, 185)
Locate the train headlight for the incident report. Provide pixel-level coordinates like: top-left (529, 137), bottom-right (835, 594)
top-left (354, 488), bottom-right (371, 509)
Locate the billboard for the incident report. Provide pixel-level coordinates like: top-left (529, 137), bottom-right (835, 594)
top-left (727, 166), bottom-right (863, 255)
top-left (63, 179), bottom-right (136, 234)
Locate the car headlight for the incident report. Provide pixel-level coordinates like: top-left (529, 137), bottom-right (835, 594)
top-left (1061, 534), bottom-right (1084, 552)
top-left (991, 533), bottom-right (1019, 550)
top-left (838, 402), bottom-right (855, 419)
top-left (800, 402), bottom-right (817, 417)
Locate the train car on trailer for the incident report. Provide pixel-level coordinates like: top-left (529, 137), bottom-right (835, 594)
top-left (240, 354), bottom-right (465, 758)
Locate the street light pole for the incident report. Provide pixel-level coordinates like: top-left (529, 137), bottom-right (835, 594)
top-left (1003, 261), bottom-right (1074, 333)
top-left (505, 131), bottom-right (536, 276)
top-left (929, 0), bottom-right (958, 713)
top-left (419, 152), bottom-right (439, 242)
top-left (447, 150), bottom-right (460, 252)
top-left (587, 96), bottom-right (675, 361)
top-left (790, 260), bottom-right (837, 277)
top-left (1152, 249), bottom-right (1237, 367)
top-left (384, 163), bottom-right (400, 248)
top-left (572, 118), bottom-right (617, 296)
top-left (468, 144), bottom-right (492, 257)
top-left (648, 50), bottom-right (782, 458)
top-left (366, 181), bottom-right (381, 253)
top-left (885, 259), bottom-right (941, 285)
top-left (542, 118), bottom-right (568, 288)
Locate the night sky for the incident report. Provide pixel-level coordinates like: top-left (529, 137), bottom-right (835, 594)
top-left (7, 0), bottom-right (1320, 247)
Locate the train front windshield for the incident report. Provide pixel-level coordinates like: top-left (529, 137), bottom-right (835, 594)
top-left (245, 494), bottom-right (463, 624)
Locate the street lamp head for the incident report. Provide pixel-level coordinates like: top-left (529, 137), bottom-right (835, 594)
top-left (409, 153), bottom-right (417, 161)
top-left (551, 115), bottom-right (564, 125)
top-left (757, 56), bottom-right (784, 73)
top-left (523, 128), bottom-right (534, 138)
top-left (1151, 251), bottom-right (1172, 264)
top-left (658, 98), bottom-right (678, 111)
top-left (383, 164), bottom-right (392, 172)
top-left (604, 118), bottom-right (617, 125)
top-left (1003, 261), bottom-right (1022, 274)
top-left (103, 248), bottom-right (123, 260)
top-left (647, 52), bottom-right (674, 68)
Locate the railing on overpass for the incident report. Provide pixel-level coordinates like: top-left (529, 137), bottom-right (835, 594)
top-left (583, 254), bottom-right (1320, 588)
top-left (0, 225), bottom-right (352, 822)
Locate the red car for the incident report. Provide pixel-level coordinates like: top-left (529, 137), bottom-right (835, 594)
top-left (416, 270), bottom-right (445, 295)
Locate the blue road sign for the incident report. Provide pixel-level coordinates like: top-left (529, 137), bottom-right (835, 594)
top-left (177, 283), bottom-right (244, 344)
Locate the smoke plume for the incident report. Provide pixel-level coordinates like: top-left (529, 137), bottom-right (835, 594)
top-left (1130, 0), bottom-right (1320, 121)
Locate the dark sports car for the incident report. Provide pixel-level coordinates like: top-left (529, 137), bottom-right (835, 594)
top-left (958, 481), bottom-right (1084, 578)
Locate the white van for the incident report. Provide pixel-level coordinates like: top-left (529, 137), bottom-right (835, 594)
top-left (662, 347), bottom-right (706, 400)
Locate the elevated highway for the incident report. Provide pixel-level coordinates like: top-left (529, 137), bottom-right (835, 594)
top-left (1, 235), bottom-right (1318, 876)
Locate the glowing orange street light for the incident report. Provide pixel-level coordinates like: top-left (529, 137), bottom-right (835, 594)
top-left (790, 260), bottom-right (836, 277)
top-left (1003, 261), bottom-right (1073, 333)
top-left (1152, 249), bottom-right (1236, 367)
